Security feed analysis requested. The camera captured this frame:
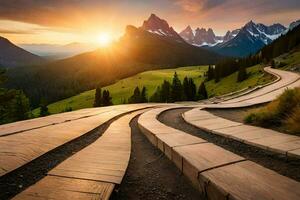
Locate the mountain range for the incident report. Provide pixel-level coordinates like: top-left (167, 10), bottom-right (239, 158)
top-left (0, 36), bottom-right (45, 67)
top-left (179, 20), bottom-right (299, 57)
top-left (6, 14), bottom-right (221, 107)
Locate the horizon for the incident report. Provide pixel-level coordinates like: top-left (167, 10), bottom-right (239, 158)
top-left (0, 0), bottom-right (299, 45)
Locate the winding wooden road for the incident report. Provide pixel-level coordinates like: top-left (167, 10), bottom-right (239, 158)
top-left (0, 67), bottom-right (299, 199)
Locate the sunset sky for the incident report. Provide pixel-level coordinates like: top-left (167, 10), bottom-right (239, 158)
top-left (0, 0), bottom-right (299, 45)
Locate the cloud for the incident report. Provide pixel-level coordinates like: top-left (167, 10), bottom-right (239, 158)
top-left (173, 0), bottom-right (227, 12)
top-left (0, 29), bottom-right (34, 34)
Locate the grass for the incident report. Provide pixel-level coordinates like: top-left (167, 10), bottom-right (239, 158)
top-left (245, 87), bottom-right (300, 135)
top-left (33, 64), bottom-right (274, 115)
top-left (274, 49), bottom-right (300, 71)
top-left (33, 66), bottom-right (208, 115)
top-left (205, 64), bottom-right (275, 97)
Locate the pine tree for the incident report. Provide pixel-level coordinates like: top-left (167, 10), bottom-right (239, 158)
top-left (102, 90), bottom-right (112, 106)
top-left (183, 76), bottom-right (189, 101)
top-left (93, 86), bottom-right (102, 107)
top-left (160, 80), bottom-right (171, 102)
top-left (129, 87), bottom-right (141, 103)
top-left (12, 91), bottom-right (30, 120)
top-left (141, 86), bottom-right (148, 103)
top-left (198, 82), bottom-right (208, 100)
top-left (39, 98), bottom-right (49, 117)
top-left (237, 66), bottom-right (248, 82)
top-left (150, 86), bottom-right (161, 102)
top-left (207, 65), bottom-right (214, 81)
top-left (171, 72), bottom-right (183, 102)
top-left (188, 78), bottom-right (197, 101)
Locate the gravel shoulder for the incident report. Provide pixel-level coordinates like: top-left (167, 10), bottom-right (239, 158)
top-left (111, 115), bottom-right (203, 200)
top-left (158, 108), bottom-right (300, 182)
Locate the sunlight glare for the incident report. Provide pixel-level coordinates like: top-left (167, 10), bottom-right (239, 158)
top-left (97, 33), bottom-right (112, 47)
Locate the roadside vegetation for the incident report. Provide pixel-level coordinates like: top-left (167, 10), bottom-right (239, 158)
top-left (0, 69), bottom-right (31, 124)
top-left (245, 87), bottom-right (300, 135)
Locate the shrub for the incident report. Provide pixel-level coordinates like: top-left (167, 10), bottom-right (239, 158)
top-left (244, 88), bottom-right (300, 129)
top-left (284, 106), bottom-right (300, 134)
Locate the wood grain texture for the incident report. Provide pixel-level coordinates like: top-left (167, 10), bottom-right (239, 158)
top-left (0, 104), bottom-right (151, 177)
top-left (13, 175), bottom-right (115, 200)
top-left (201, 161), bottom-right (300, 200)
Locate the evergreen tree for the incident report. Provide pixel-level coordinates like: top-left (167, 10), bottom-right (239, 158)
top-left (39, 98), bottom-right (49, 117)
top-left (140, 86), bottom-right (148, 103)
top-left (183, 77), bottom-right (197, 101)
top-left (198, 82), bottom-right (208, 100)
top-left (93, 86), bottom-right (102, 107)
top-left (206, 65), bottom-right (214, 81)
top-left (128, 87), bottom-right (141, 103)
top-left (237, 66), bottom-right (248, 82)
top-left (102, 90), bottom-right (112, 106)
top-left (183, 76), bottom-right (189, 101)
top-left (12, 91), bottom-right (30, 120)
top-left (271, 59), bottom-right (276, 68)
top-left (0, 69), bottom-right (31, 124)
top-left (160, 80), bottom-right (171, 102)
top-left (150, 86), bottom-right (161, 102)
top-left (188, 78), bottom-right (197, 101)
top-left (171, 72), bottom-right (183, 102)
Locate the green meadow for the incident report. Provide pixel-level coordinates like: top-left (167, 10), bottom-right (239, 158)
top-left (33, 64), bottom-right (273, 115)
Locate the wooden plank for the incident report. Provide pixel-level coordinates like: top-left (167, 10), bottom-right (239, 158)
top-left (156, 132), bottom-right (206, 159)
top-left (247, 134), bottom-right (299, 150)
top-left (269, 140), bottom-right (300, 154)
top-left (190, 118), bottom-right (241, 131)
top-left (173, 143), bottom-right (245, 189)
top-left (13, 175), bottom-right (114, 200)
top-left (201, 161), bottom-right (300, 200)
top-left (0, 105), bottom-right (151, 177)
top-left (48, 110), bottom-right (146, 184)
top-left (288, 148), bottom-right (300, 159)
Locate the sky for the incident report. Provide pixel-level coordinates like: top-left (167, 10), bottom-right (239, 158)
top-left (0, 0), bottom-right (299, 45)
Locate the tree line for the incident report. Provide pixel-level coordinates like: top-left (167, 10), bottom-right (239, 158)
top-left (93, 72), bottom-right (209, 106)
top-left (149, 72), bottom-right (208, 102)
top-left (0, 69), bottom-right (31, 124)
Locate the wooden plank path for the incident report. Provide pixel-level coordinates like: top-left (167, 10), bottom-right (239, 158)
top-left (203, 67), bottom-right (300, 108)
top-left (13, 109), bottom-right (147, 200)
top-left (138, 107), bottom-right (300, 200)
top-left (0, 104), bottom-right (152, 177)
top-left (183, 108), bottom-right (300, 159)
top-left (0, 104), bottom-right (151, 137)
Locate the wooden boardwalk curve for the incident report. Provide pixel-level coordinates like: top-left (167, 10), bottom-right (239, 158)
top-left (0, 104), bottom-right (151, 177)
top-left (13, 109), bottom-right (148, 200)
top-left (138, 107), bottom-right (300, 200)
top-left (204, 67), bottom-right (300, 108)
top-left (183, 108), bottom-right (300, 159)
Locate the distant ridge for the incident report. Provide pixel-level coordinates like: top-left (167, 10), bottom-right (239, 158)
top-left (0, 36), bottom-right (45, 67)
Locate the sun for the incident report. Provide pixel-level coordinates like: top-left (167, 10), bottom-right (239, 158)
top-left (97, 33), bottom-right (112, 47)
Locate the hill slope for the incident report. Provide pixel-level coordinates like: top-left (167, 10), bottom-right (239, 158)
top-left (7, 18), bottom-right (222, 107)
top-left (33, 64), bottom-right (274, 115)
top-left (0, 36), bottom-right (45, 67)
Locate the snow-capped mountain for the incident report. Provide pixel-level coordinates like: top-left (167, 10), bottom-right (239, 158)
top-left (223, 29), bottom-right (240, 42)
top-left (289, 20), bottom-right (300, 30)
top-left (179, 26), bottom-right (224, 46)
top-left (211, 21), bottom-right (287, 57)
top-left (141, 14), bottom-right (184, 42)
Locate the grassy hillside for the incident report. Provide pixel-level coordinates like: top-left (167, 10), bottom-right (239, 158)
top-left (274, 49), bottom-right (300, 71)
top-left (33, 64), bottom-right (274, 115)
top-left (205, 64), bottom-right (275, 96)
top-left (33, 66), bottom-right (207, 115)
